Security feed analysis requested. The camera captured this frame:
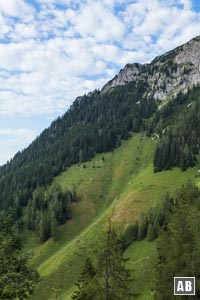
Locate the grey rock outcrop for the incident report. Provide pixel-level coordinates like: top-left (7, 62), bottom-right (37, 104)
top-left (101, 36), bottom-right (200, 102)
top-left (102, 63), bottom-right (144, 92)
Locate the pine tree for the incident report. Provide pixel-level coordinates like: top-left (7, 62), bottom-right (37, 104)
top-left (72, 220), bottom-right (134, 300)
top-left (154, 183), bottom-right (200, 300)
top-left (38, 211), bottom-right (50, 243)
top-left (0, 214), bottom-right (38, 299)
top-left (95, 220), bottom-right (133, 300)
top-left (50, 210), bottom-right (58, 239)
top-left (72, 258), bottom-right (96, 300)
top-left (138, 213), bottom-right (148, 240)
top-left (121, 222), bottom-right (138, 249)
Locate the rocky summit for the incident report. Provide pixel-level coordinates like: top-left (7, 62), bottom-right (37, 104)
top-left (102, 36), bottom-right (200, 101)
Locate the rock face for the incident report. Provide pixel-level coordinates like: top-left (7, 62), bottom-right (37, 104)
top-left (101, 36), bottom-right (200, 101)
top-left (102, 63), bottom-right (144, 91)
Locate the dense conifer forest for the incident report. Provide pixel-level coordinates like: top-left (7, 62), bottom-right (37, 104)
top-left (153, 86), bottom-right (200, 172)
top-left (0, 80), bottom-right (157, 225)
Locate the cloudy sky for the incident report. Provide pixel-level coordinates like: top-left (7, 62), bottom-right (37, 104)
top-left (0, 0), bottom-right (199, 165)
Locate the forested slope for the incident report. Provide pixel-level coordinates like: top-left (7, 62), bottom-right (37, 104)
top-left (0, 81), bottom-right (156, 211)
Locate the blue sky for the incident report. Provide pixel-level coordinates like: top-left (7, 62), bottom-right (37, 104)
top-left (0, 0), bottom-right (199, 165)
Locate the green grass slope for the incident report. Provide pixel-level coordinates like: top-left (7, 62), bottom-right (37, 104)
top-left (29, 133), bottom-right (199, 300)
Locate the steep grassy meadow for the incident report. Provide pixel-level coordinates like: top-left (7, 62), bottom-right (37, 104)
top-left (27, 133), bottom-right (200, 300)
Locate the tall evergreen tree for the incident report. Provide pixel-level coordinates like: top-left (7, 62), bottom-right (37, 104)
top-left (154, 183), bottom-right (200, 300)
top-left (72, 220), bottom-right (134, 300)
top-left (72, 258), bottom-right (96, 300)
top-left (0, 215), bottom-right (38, 299)
top-left (95, 220), bottom-right (133, 300)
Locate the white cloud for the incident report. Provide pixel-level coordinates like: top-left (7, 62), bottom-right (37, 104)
top-left (0, 0), bottom-right (35, 20)
top-left (121, 0), bottom-right (200, 60)
top-left (0, 128), bottom-right (36, 165)
top-left (180, 0), bottom-right (193, 10)
top-left (71, 2), bottom-right (125, 42)
top-left (10, 23), bottom-right (37, 40)
top-left (0, 128), bottom-right (35, 138)
top-left (0, 0), bottom-right (199, 117)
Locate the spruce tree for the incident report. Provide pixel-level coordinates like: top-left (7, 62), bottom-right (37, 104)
top-left (72, 220), bottom-right (134, 300)
top-left (0, 215), bottom-right (38, 299)
top-left (95, 220), bottom-right (133, 300)
top-left (154, 183), bottom-right (200, 300)
top-left (72, 258), bottom-right (96, 300)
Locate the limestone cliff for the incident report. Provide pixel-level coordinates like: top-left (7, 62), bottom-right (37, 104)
top-left (101, 36), bottom-right (200, 101)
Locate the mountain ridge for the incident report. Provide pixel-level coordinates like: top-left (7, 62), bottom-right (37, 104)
top-left (101, 36), bottom-right (200, 101)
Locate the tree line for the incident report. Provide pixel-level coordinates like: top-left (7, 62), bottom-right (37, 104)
top-left (121, 192), bottom-right (172, 249)
top-left (24, 184), bottom-right (76, 243)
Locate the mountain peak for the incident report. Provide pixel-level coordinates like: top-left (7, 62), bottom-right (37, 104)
top-left (101, 36), bottom-right (200, 101)
top-left (101, 62), bottom-right (144, 93)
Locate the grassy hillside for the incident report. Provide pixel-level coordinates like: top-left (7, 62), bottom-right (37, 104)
top-left (28, 133), bottom-right (199, 300)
